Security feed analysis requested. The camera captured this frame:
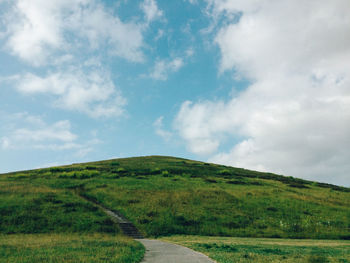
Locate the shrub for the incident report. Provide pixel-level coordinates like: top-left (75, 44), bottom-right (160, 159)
top-left (85, 166), bottom-right (97, 170)
top-left (58, 171), bottom-right (99, 179)
top-left (267, 207), bottom-right (278, 212)
top-left (76, 171), bottom-right (99, 179)
top-left (288, 183), bottom-right (310, 189)
top-left (226, 180), bottom-right (247, 185)
top-left (58, 172), bottom-right (76, 179)
top-left (218, 169), bottom-right (231, 176)
top-left (115, 168), bottom-right (128, 176)
top-left (204, 178), bottom-right (217, 183)
top-left (308, 255), bottom-right (329, 263)
top-left (161, 170), bottom-right (169, 177)
top-left (150, 168), bottom-right (161, 175)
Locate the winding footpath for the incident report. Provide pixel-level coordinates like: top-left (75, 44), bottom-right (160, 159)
top-left (136, 239), bottom-right (215, 263)
top-left (80, 195), bottom-right (215, 262)
top-left (77, 193), bottom-right (215, 262)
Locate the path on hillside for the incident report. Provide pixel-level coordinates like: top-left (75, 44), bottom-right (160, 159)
top-left (77, 193), bottom-right (215, 262)
top-left (137, 239), bottom-right (215, 263)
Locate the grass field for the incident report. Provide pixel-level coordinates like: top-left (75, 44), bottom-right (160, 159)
top-left (1, 156), bottom-right (349, 239)
top-left (0, 155), bottom-right (349, 262)
top-left (0, 234), bottom-right (144, 263)
top-left (161, 235), bottom-right (350, 263)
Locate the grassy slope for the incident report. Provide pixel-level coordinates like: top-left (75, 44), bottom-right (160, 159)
top-left (161, 236), bottom-right (350, 263)
top-left (1, 155), bottom-right (349, 240)
top-left (0, 170), bottom-right (143, 262)
top-left (0, 180), bottom-right (117, 234)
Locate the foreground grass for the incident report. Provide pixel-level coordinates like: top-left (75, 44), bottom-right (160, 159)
top-left (161, 236), bottom-right (350, 263)
top-left (0, 234), bottom-right (144, 263)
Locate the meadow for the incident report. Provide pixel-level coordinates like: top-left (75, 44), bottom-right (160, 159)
top-left (0, 155), bottom-right (349, 262)
top-left (161, 236), bottom-right (350, 263)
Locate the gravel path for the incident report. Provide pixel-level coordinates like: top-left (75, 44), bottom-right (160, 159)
top-left (137, 239), bottom-right (216, 263)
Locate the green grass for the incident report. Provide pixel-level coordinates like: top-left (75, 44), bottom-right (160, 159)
top-left (0, 181), bottom-right (118, 234)
top-left (0, 175), bottom-right (142, 262)
top-left (1, 156), bottom-right (349, 239)
top-left (161, 235), bottom-right (350, 263)
top-left (0, 234), bottom-right (144, 263)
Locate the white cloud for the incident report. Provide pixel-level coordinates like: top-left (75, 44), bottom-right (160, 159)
top-left (148, 48), bottom-right (193, 81)
top-left (141, 0), bottom-right (163, 23)
top-left (14, 69), bottom-right (126, 118)
top-left (0, 113), bottom-right (77, 151)
top-left (174, 0), bottom-right (350, 186)
top-left (1, 137), bottom-right (10, 149)
top-left (154, 116), bottom-right (172, 141)
top-left (13, 120), bottom-right (76, 143)
top-left (186, 0), bottom-right (198, 4)
top-left (205, 0), bottom-right (262, 16)
top-left (4, 0), bottom-right (70, 65)
top-left (71, 2), bottom-right (145, 62)
top-left (185, 48), bottom-right (194, 57)
top-left (2, 0), bottom-right (146, 65)
top-left (175, 101), bottom-right (223, 154)
top-left (154, 29), bottom-right (165, 41)
top-left (150, 57), bottom-right (184, 81)
top-left (0, 112), bottom-right (100, 157)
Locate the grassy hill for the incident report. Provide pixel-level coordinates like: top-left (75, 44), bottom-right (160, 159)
top-left (1, 156), bottom-right (349, 240)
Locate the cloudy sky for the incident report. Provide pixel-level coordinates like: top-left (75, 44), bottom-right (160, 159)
top-left (1, 0), bottom-right (349, 186)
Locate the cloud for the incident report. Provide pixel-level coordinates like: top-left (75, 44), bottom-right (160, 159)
top-left (150, 57), bottom-right (184, 81)
top-left (148, 48), bottom-right (193, 80)
top-left (13, 68), bottom-right (127, 118)
top-left (0, 112), bottom-right (101, 157)
top-left (175, 101), bottom-right (223, 154)
top-left (1, 137), bottom-right (10, 149)
top-left (71, 1), bottom-right (145, 62)
top-left (2, 0), bottom-right (146, 65)
top-left (185, 0), bottom-right (198, 4)
top-left (154, 116), bottom-right (172, 141)
top-left (141, 0), bottom-right (163, 23)
top-left (174, 0), bottom-right (350, 186)
top-left (154, 29), bottom-right (165, 41)
top-left (185, 48), bottom-right (194, 57)
top-left (14, 120), bottom-right (76, 143)
top-left (3, 0), bottom-right (71, 65)
top-left (0, 113), bottom-right (77, 151)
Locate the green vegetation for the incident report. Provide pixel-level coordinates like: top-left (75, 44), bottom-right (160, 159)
top-left (0, 181), bottom-right (117, 234)
top-left (161, 236), bottom-right (350, 263)
top-left (0, 234), bottom-right (144, 263)
top-left (0, 171), bottom-right (143, 262)
top-left (1, 156), bottom-right (349, 240)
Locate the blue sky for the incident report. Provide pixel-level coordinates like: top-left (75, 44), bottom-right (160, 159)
top-left (1, 0), bottom-right (349, 186)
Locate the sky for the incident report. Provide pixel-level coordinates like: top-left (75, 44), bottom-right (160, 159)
top-left (0, 0), bottom-right (349, 187)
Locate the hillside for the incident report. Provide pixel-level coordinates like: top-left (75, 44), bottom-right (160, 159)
top-left (1, 156), bottom-right (349, 239)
